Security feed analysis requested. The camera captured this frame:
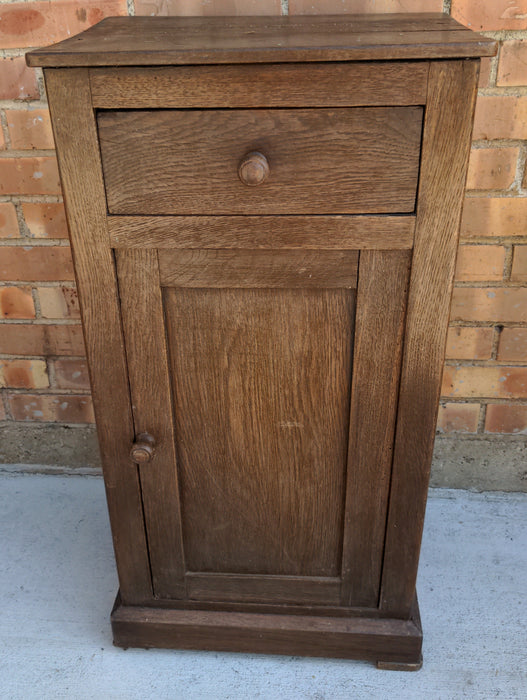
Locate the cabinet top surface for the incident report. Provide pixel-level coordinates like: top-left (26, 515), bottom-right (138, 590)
top-left (27, 14), bottom-right (496, 68)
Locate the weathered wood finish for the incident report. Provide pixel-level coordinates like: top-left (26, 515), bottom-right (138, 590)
top-left (111, 593), bottom-right (423, 662)
top-left (90, 63), bottom-right (428, 108)
top-left (158, 249), bottom-right (358, 288)
top-left (108, 215), bottom-right (415, 250)
top-left (115, 249), bottom-right (186, 599)
top-left (27, 14), bottom-right (496, 67)
top-left (380, 60), bottom-right (481, 618)
top-left (163, 286), bottom-right (354, 579)
top-left (98, 107), bottom-right (423, 215)
top-left (43, 69), bottom-right (152, 604)
top-left (33, 15), bottom-right (490, 667)
top-left (186, 573), bottom-right (341, 606)
top-left (341, 250), bottom-right (411, 608)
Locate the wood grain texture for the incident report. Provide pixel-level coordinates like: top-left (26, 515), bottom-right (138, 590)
top-left (98, 108), bottom-right (423, 215)
top-left (108, 215), bottom-right (415, 250)
top-left (186, 573), bottom-right (341, 605)
top-left (27, 15), bottom-right (496, 67)
top-left (158, 249), bottom-right (358, 288)
top-left (115, 249), bottom-right (186, 599)
top-left (163, 287), bottom-right (354, 578)
top-left (380, 60), bottom-right (481, 618)
top-left (113, 595), bottom-right (385, 618)
top-left (43, 69), bottom-right (152, 604)
top-left (90, 62), bottom-right (428, 108)
top-left (111, 593), bottom-right (423, 663)
top-left (341, 250), bottom-right (411, 608)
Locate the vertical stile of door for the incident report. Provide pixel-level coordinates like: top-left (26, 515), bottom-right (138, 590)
top-left (380, 60), bottom-right (480, 618)
top-left (44, 69), bottom-right (153, 603)
top-left (340, 249), bottom-right (411, 607)
top-left (115, 249), bottom-right (187, 598)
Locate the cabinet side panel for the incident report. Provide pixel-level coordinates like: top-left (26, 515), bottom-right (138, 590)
top-left (43, 68), bottom-right (152, 603)
top-left (380, 60), bottom-right (480, 617)
top-left (164, 287), bottom-right (354, 577)
top-left (341, 249), bottom-right (411, 608)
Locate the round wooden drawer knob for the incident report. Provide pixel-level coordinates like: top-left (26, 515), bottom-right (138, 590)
top-left (238, 151), bottom-right (270, 186)
top-left (130, 433), bottom-right (156, 464)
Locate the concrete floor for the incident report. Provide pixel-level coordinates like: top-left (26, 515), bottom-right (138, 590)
top-left (0, 473), bottom-right (525, 699)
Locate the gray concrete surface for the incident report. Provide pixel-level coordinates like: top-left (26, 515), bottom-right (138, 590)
top-left (431, 435), bottom-right (527, 492)
top-left (0, 473), bottom-right (525, 699)
top-left (3, 424), bottom-right (527, 491)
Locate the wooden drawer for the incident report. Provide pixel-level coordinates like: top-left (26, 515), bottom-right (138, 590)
top-left (98, 107), bottom-right (423, 215)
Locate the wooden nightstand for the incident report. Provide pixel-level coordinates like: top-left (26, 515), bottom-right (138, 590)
top-left (27, 14), bottom-right (496, 669)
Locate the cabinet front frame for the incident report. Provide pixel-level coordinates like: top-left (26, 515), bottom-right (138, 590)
top-left (44, 58), bottom-right (479, 617)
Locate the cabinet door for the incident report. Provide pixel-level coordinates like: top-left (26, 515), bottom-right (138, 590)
top-left (116, 246), bottom-right (409, 607)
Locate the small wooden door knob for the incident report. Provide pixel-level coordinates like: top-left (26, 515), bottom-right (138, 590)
top-left (130, 433), bottom-right (156, 463)
top-left (238, 151), bottom-right (270, 186)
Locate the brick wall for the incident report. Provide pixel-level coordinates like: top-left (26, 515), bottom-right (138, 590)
top-left (1, 1), bottom-right (526, 486)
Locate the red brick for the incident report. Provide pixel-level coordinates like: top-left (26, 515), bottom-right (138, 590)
top-left (8, 393), bottom-right (94, 423)
top-left (22, 203), bottom-right (68, 239)
top-left (5, 109), bottom-right (54, 150)
top-left (0, 1), bottom-right (128, 49)
top-left (445, 327), bottom-right (494, 360)
top-left (460, 198), bottom-right (527, 238)
top-left (452, 0), bottom-right (527, 31)
top-left (466, 148), bottom-right (518, 191)
top-left (473, 96), bottom-right (527, 141)
top-left (289, 0), bottom-right (442, 13)
top-left (51, 359), bottom-right (90, 390)
top-left (478, 57), bottom-right (493, 88)
top-left (38, 286), bottom-right (80, 319)
top-left (0, 246), bottom-right (73, 282)
top-left (0, 286), bottom-right (35, 319)
top-left (485, 404), bottom-right (527, 434)
top-left (455, 245), bottom-right (505, 281)
top-left (0, 203), bottom-right (20, 239)
top-left (451, 287), bottom-right (527, 323)
top-left (497, 40), bottom-right (527, 86)
top-left (0, 157), bottom-right (61, 196)
top-left (0, 323), bottom-right (85, 356)
top-left (442, 365), bottom-right (527, 399)
top-left (511, 245), bottom-right (527, 282)
top-left (498, 328), bottom-right (527, 362)
top-left (0, 55), bottom-right (39, 100)
top-left (0, 127), bottom-right (5, 150)
top-left (437, 402), bottom-right (480, 433)
top-left (135, 0), bottom-right (281, 15)
top-left (0, 359), bottom-right (48, 389)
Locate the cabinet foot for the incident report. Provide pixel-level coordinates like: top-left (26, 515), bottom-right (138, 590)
top-left (376, 656), bottom-right (423, 671)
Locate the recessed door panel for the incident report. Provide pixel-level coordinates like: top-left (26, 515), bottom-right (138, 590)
top-left (164, 286), bottom-right (354, 576)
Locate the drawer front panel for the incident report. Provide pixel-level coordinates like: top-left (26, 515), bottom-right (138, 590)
top-left (98, 107), bottom-right (423, 215)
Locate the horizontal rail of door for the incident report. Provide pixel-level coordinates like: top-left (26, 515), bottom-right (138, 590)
top-left (185, 573), bottom-right (342, 606)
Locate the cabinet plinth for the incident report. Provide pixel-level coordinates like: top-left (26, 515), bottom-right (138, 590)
top-left (27, 13), bottom-right (496, 668)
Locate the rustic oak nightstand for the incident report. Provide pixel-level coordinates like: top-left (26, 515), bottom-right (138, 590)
top-left (27, 14), bottom-right (496, 669)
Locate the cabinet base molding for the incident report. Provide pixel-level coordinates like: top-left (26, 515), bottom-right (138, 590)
top-left (111, 593), bottom-right (423, 667)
